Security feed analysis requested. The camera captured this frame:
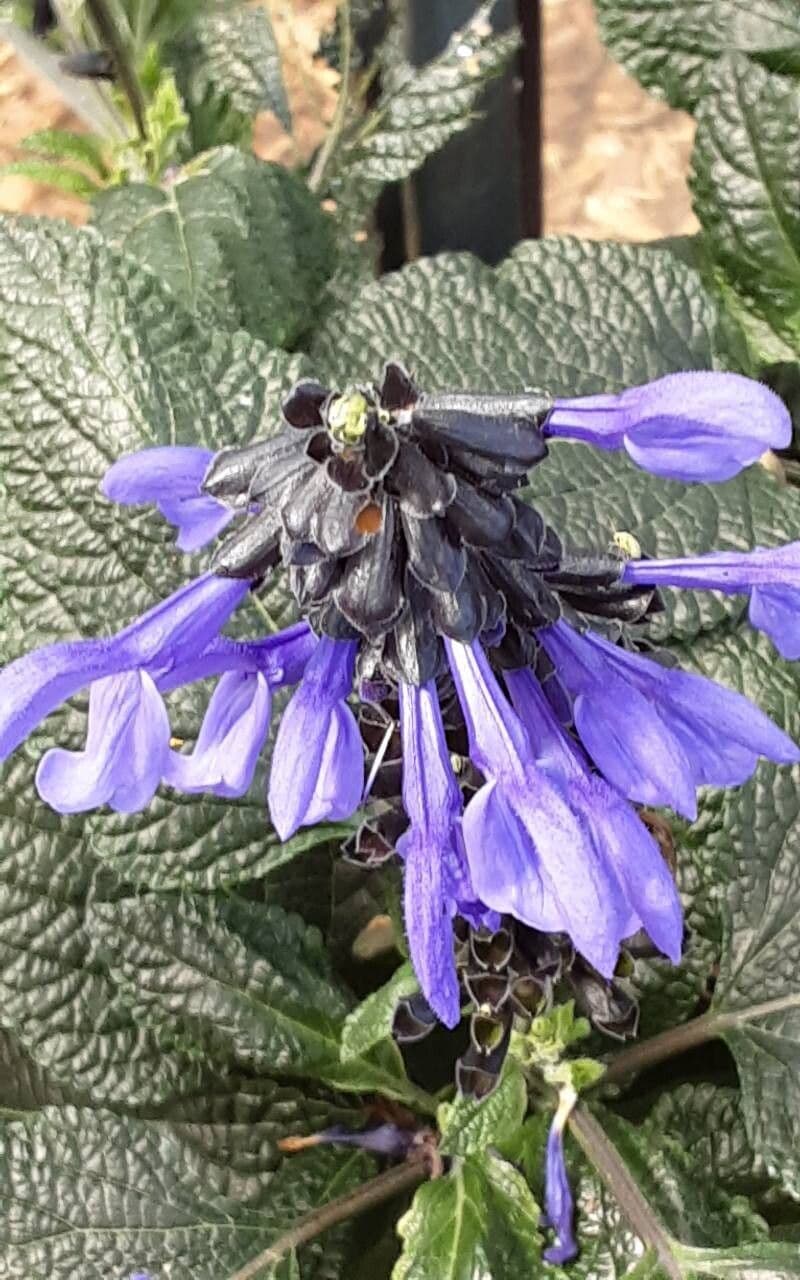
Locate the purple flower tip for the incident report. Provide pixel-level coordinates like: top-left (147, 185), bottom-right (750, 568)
top-left (268, 636), bottom-right (363, 840)
top-left (623, 543), bottom-right (800, 660)
top-left (318, 1123), bottom-right (414, 1158)
top-left (546, 371), bottom-right (790, 483)
top-left (543, 1100), bottom-right (578, 1265)
top-left (102, 446), bottom-right (235, 551)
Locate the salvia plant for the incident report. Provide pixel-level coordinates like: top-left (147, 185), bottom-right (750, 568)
top-left (0, 0), bottom-right (799, 1277)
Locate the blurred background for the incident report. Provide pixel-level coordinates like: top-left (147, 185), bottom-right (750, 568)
top-left (0, 0), bottom-right (699, 241)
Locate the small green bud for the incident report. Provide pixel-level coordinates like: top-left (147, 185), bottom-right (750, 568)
top-left (328, 392), bottom-right (369, 444)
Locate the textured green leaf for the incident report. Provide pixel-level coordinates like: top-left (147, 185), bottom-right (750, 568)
top-left (393, 1151), bottom-right (542, 1280)
top-left (190, 4), bottom-right (290, 127)
top-left (0, 216), bottom-right (327, 892)
top-left (674, 628), bottom-right (800, 1199)
top-left (21, 127), bottom-right (109, 175)
top-left (341, 961), bottom-right (418, 1063)
top-left (312, 238), bottom-right (732, 397)
top-left (93, 148), bottom-right (334, 345)
top-left (89, 892), bottom-right (429, 1109)
top-left (595, 0), bottom-right (800, 112)
top-left (566, 1106), bottom-right (769, 1280)
top-left (648, 1084), bottom-right (770, 1197)
top-left (334, 3), bottom-right (518, 209)
top-left (0, 1105), bottom-right (369, 1279)
top-left (438, 1060), bottom-right (527, 1157)
top-left (691, 57), bottom-right (800, 342)
top-left (0, 159), bottom-right (100, 196)
top-left (677, 1240), bottom-right (800, 1277)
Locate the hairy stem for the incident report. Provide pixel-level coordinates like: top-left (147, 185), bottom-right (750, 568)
top-left (601, 1011), bottom-right (719, 1088)
top-left (228, 1155), bottom-right (429, 1280)
top-left (569, 1104), bottom-right (682, 1280)
top-left (308, 0), bottom-right (352, 193)
top-left (83, 0), bottom-right (146, 139)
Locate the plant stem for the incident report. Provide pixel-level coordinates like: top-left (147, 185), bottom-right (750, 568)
top-left (227, 1155), bottom-right (429, 1280)
top-left (308, 0), bottom-right (352, 193)
top-left (83, 0), bottom-right (146, 139)
top-left (569, 1104), bottom-right (682, 1280)
top-left (601, 1011), bottom-right (719, 1088)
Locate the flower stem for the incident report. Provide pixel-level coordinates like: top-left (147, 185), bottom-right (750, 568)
top-left (601, 1010), bottom-right (719, 1088)
top-left (83, 0), bottom-right (146, 139)
top-left (227, 1154), bottom-right (430, 1280)
top-left (308, 0), bottom-right (352, 193)
top-left (568, 1104), bottom-right (682, 1280)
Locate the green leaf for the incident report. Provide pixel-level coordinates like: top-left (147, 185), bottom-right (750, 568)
top-left (691, 57), bottom-right (800, 343)
top-left (334, 3), bottom-right (518, 211)
top-left (94, 148), bottom-right (334, 345)
top-left (393, 1151), bottom-right (543, 1280)
top-left (89, 892), bottom-right (432, 1110)
top-left (672, 629), bottom-right (800, 1198)
top-left (566, 1106), bottom-right (770, 1279)
top-left (0, 1105), bottom-right (370, 1279)
top-left (268, 1252), bottom-right (301, 1280)
top-left (595, 0), bottom-right (800, 112)
top-left (20, 127), bottom-right (109, 176)
top-left (648, 1084), bottom-right (770, 1198)
top-left (676, 1240), bottom-right (800, 1277)
top-left (311, 238), bottom-right (733, 396)
top-left (189, 4), bottom-right (291, 128)
top-left (0, 159), bottom-right (100, 196)
top-left (437, 1059), bottom-right (527, 1157)
top-left (340, 961), bottom-right (418, 1063)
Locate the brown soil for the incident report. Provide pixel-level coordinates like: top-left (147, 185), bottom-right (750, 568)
top-left (0, 0), bottom-right (698, 240)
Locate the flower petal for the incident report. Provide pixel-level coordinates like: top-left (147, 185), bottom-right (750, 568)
top-left (397, 826), bottom-right (461, 1028)
top-left (543, 1113), bottom-right (578, 1264)
top-left (547, 372), bottom-right (790, 482)
top-left (0, 574), bottom-right (249, 764)
top-left (102, 447), bottom-right (233, 550)
top-left (165, 671), bottom-right (271, 798)
top-left (267, 637), bottom-right (363, 839)
top-left (35, 670), bottom-right (169, 813)
top-left (749, 584), bottom-right (800, 660)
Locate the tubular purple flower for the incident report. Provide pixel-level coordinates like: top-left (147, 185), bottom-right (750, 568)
top-left (36, 670), bottom-right (170, 814)
top-left (396, 681), bottom-right (467, 1028)
top-left (102, 446), bottom-right (236, 551)
top-left (164, 671), bottom-right (272, 799)
top-left (506, 668), bottom-right (683, 962)
top-left (445, 638), bottom-right (629, 978)
top-left (0, 573), bottom-right (249, 764)
top-left (313, 1123), bottom-right (414, 1158)
top-left (622, 543), bottom-right (800, 659)
top-left (268, 636), bottom-right (364, 840)
top-left (545, 372), bottom-right (790, 482)
top-left (542, 622), bottom-right (800, 818)
top-left (543, 1086), bottom-right (579, 1265)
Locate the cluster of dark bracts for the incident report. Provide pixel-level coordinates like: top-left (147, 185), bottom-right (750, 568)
top-left (1, 360), bottom-right (799, 1264)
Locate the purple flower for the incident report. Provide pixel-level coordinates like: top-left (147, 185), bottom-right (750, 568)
top-left (164, 671), bottom-right (271, 799)
top-left (102, 446), bottom-right (235, 551)
top-left (312, 1123), bottom-right (414, 1158)
top-left (542, 621), bottom-right (800, 819)
top-left (622, 543), bottom-right (800, 659)
top-left (36, 669), bottom-right (170, 814)
top-left (505, 668), bottom-right (682, 963)
top-left (268, 636), bottom-right (364, 840)
top-left (0, 575), bottom-right (325, 815)
top-left (543, 1088), bottom-right (579, 1265)
top-left (396, 681), bottom-right (468, 1028)
top-left (445, 638), bottom-right (630, 979)
top-left (545, 372), bottom-right (790, 482)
